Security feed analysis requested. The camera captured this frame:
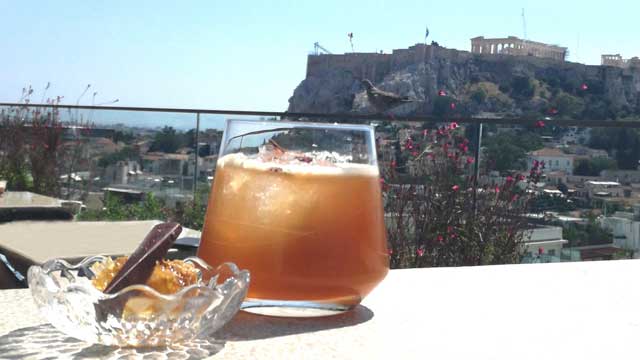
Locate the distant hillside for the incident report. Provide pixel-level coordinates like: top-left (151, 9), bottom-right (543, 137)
top-left (288, 44), bottom-right (640, 120)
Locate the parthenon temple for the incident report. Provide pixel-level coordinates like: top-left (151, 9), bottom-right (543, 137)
top-left (601, 54), bottom-right (640, 68)
top-left (470, 36), bottom-right (567, 62)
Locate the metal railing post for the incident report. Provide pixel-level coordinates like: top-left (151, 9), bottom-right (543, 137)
top-left (193, 112), bottom-right (200, 203)
top-left (472, 122), bottom-right (483, 216)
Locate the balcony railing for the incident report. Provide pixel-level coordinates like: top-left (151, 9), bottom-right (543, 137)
top-left (0, 102), bottom-right (639, 274)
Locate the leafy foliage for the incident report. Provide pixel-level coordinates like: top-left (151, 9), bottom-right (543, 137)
top-left (432, 95), bottom-right (456, 118)
top-left (470, 88), bottom-right (487, 104)
top-left (149, 126), bottom-right (194, 153)
top-left (589, 128), bottom-right (640, 170)
top-left (483, 132), bottom-right (543, 172)
top-left (97, 146), bottom-right (140, 168)
top-left (77, 193), bottom-right (166, 221)
top-left (0, 97), bottom-right (73, 196)
top-left (510, 76), bottom-right (535, 100)
top-left (573, 157), bottom-right (618, 176)
top-left (383, 124), bottom-right (543, 268)
top-left (563, 220), bottom-right (613, 247)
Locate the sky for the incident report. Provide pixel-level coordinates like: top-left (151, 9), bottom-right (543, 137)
top-left (1, 0), bottom-right (638, 112)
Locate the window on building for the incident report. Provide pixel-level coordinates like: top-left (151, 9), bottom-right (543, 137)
top-left (548, 249), bottom-right (556, 256)
top-left (555, 160), bottom-right (559, 166)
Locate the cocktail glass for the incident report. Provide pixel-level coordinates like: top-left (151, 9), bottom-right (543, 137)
top-left (197, 119), bottom-right (388, 316)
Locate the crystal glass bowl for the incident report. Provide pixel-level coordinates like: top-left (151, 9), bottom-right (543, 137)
top-left (27, 256), bottom-right (250, 347)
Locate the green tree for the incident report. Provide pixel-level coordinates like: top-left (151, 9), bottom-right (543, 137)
top-left (563, 221), bottom-right (613, 247)
top-left (553, 93), bottom-right (585, 118)
top-left (150, 126), bottom-right (182, 153)
top-left (589, 128), bottom-right (640, 170)
top-left (511, 76), bottom-right (534, 99)
top-left (433, 96), bottom-right (456, 118)
top-left (573, 158), bottom-right (617, 176)
top-left (112, 130), bottom-right (135, 144)
top-left (471, 88), bottom-right (487, 104)
top-left (77, 193), bottom-right (166, 221)
top-left (97, 146), bottom-right (140, 168)
top-left (483, 132), bottom-right (543, 172)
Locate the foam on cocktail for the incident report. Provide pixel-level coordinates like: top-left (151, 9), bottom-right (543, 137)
top-left (216, 151), bottom-right (379, 177)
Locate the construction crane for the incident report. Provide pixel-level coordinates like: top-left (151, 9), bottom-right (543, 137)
top-left (521, 8), bottom-right (528, 41)
top-left (521, 8), bottom-right (530, 55)
top-left (313, 42), bottom-right (332, 55)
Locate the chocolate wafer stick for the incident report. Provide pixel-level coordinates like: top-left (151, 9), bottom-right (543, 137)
top-left (104, 222), bottom-right (182, 294)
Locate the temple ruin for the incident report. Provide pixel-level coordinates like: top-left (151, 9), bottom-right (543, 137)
top-left (601, 54), bottom-right (640, 68)
top-left (470, 36), bottom-right (567, 62)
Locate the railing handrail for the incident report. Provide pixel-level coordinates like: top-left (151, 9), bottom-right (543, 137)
top-left (1, 102), bottom-right (640, 128)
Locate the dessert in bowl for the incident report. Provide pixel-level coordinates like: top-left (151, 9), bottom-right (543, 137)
top-left (28, 223), bottom-right (250, 347)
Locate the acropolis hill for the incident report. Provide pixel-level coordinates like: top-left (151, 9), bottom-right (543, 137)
top-left (288, 43), bottom-right (640, 120)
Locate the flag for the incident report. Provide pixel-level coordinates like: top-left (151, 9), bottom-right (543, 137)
top-left (348, 32), bottom-right (354, 52)
top-left (425, 26), bottom-right (430, 41)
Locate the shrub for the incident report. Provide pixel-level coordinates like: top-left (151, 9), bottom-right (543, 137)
top-left (511, 76), bottom-right (535, 99)
top-left (383, 123), bottom-right (542, 268)
top-left (471, 88), bottom-right (487, 104)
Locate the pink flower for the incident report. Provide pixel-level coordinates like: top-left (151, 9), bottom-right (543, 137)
top-left (379, 178), bottom-right (385, 185)
top-left (450, 102), bottom-right (456, 110)
top-left (391, 160), bottom-right (397, 168)
top-left (437, 235), bottom-right (444, 243)
top-left (494, 186), bottom-right (500, 194)
top-left (538, 247), bottom-right (544, 255)
top-left (438, 90), bottom-right (447, 96)
top-left (450, 233), bottom-right (458, 239)
top-left (416, 248), bottom-right (425, 256)
top-left (581, 83), bottom-right (589, 91)
top-left (517, 174), bottom-right (525, 182)
top-left (411, 151), bottom-right (419, 157)
top-left (452, 185), bottom-right (460, 192)
top-left (388, 249), bottom-right (393, 256)
top-left (535, 120), bottom-right (545, 128)
top-left (423, 129), bottom-right (429, 136)
top-left (447, 226), bottom-right (454, 233)
top-left (466, 157), bottom-right (475, 164)
top-left (510, 195), bottom-right (519, 203)
top-left (505, 176), bottom-right (514, 184)
top-left (449, 122), bottom-right (459, 130)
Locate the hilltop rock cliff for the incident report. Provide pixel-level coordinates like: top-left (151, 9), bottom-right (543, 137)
top-left (288, 44), bottom-right (640, 119)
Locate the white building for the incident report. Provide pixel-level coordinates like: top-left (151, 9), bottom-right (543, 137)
top-left (598, 205), bottom-right (640, 255)
top-left (584, 181), bottom-right (624, 198)
top-left (528, 148), bottom-right (574, 173)
top-left (522, 225), bottom-right (568, 258)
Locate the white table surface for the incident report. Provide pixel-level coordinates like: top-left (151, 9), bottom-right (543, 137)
top-left (2, 260), bottom-right (640, 359)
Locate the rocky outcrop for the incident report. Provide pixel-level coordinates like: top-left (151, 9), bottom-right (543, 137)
top-left (288, 44), bottom-right (640, 119)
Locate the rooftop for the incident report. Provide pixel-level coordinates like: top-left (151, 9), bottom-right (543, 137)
top-left (529, 148), bottom-right (573, 157)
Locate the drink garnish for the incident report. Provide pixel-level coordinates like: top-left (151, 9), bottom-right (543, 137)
top-left (104, 222), bottom-right (182, 294)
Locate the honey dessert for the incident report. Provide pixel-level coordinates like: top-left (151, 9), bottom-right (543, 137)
top-left (91, 257), bottom-right (199, 295)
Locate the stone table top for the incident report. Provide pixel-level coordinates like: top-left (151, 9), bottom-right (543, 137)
top-left (0, 191), bottom-right (63, 208)
top-left (2, 260), bottom-right (640, 359)
top-left (0, 220), bottom-right (201, 266)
